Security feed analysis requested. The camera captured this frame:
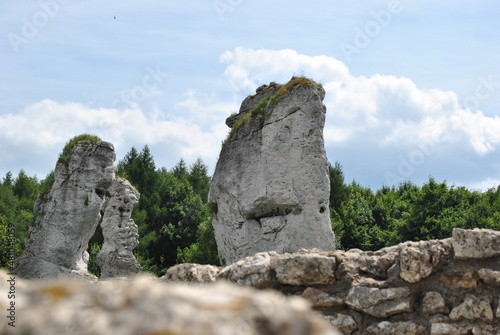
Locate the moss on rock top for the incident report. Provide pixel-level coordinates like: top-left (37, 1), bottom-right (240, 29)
top-left (222, 76), bottom-right (321, 148)
top-left (58, 134), bottom-right (101, 165)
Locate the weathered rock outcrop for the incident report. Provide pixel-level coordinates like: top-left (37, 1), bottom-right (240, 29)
top-left (16, 140), bottom-right (116, 279)
top-left (97, 178), bottom-right (141, 279)
top-left (15, 139), bottom-right (140, 279)
top-left (209, 77), bottom-right (335, 265)
top-left (167, 228), bottom-right (500, 334)
top-left (0, 270), bottom-right (340, 335)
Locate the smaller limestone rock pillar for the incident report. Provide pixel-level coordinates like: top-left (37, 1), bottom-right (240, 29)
top-left (97, 178), bottom-right (141, 278)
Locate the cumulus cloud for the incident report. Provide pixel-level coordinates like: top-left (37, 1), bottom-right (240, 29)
top-left (220, 47), bottom-right (500, 157)
top-left (219, 47), bottom-right (500, 187)
top-left (0, 96), bottom-right (230, 177)
top-left (2, 47), bottom-right (499, 188)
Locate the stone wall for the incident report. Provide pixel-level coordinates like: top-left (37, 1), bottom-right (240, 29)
top-left (165, 228), bottom-right (500, 334)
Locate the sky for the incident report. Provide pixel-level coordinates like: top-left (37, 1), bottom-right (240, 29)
top-left (1, 0), bottom-right (499, 190)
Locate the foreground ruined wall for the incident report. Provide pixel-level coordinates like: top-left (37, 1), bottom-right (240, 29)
top-left (166, 228), bottom-right (500, 334)
top-left (0, 271), bottom-right (340, 335)
top-left (209, 78), bottom-right (335, 265)
top-left (15, 140), bottom-right (140, 279)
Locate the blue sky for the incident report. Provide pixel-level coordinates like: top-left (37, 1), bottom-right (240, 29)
top-left (1, 0), bottom-right (499, 190)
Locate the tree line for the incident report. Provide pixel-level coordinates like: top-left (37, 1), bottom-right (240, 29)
top-left (1, 147), bottom-right (500, 275)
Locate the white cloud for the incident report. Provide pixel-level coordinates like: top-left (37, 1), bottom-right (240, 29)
top-left (0, 96), bottom-right (231, 177)
top-left (469, 177), bottom-right (500, 192)
top-left (220, 47), bottom-right (500, 156)
top-left (2, 47), bottom-right (499, 189)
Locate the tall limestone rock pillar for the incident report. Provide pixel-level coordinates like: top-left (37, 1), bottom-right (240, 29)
top-left (16, 138), bottom-right (141, 279)
top-left (209, 77), bottom-right (335, 265)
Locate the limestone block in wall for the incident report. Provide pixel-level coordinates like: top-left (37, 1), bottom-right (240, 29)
top-left (478, 268), bottom-right (500, 286)
top-left (162, 263), bottom-right (220, 283)
top-left (422, 291), bottom-right (449, 315)
top-left (324, 314), bottom-right (358, 335)
top-left (335, 246), bottom-right (400, 284)
top-left (274, 253), bottom-right (336, 285)
top-left (399, 239), bottom-right (451, 283)
top-left (430, 322), bottom-right (472, 335)
top-left (471, 325), bottom-right (498, 335)
top-left (301, 287), bottom-right (344, 308)
top-left (345, 286), bottom-right (412, 318)
top-left (449, 294), bottom-right (494, 322)
top-left (453, 228), bottom-right (500, 259)
top-left (366, 321), bottom-right (425, 335)
top-left (218, 252), bottom-right (277, 288)
top-left (439, 271), bottom-right (479, 289)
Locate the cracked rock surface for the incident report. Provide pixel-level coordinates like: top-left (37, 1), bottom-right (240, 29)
top-left (209, 79), bottom-right (335, 265)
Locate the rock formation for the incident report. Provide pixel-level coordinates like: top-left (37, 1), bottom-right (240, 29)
top-left (166, 228), bottom-right (500, 334)
top-left (15, 139), bottom-right (140, 279)
top-left (0, 270), bottom-right (340, 335)
top-left (97, 178), bottom-right (141, 278)
top-left (209, 77), bottom-right (335, 265)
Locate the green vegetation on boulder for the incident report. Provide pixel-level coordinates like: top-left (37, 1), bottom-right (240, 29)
top-left (57, 133), bottom-right (101, 165)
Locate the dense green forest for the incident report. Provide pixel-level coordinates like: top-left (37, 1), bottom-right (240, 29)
top-left (1, 147), bottom-right (500, 276)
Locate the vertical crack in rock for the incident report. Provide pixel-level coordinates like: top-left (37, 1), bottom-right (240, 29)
top-left (209, 77), bottom-right (335, 265)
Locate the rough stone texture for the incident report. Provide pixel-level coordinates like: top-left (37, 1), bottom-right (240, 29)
top-left (366, 321), bottom-right (426, 335)
top-left (439, 270), bottom-right (479, 289)
top-left (218, 251), bottom-right (277, 288)
top-left (301, 288), bottom-right (344, 308)
top-left (324, 314), bottom-right (357, 335)
top-left (172, 228), bottom-right (500, 334)
top-left (399, 239), bottom-right (451, 283)
top-left (422, 291), bottom-right (449, 314)
top-left (275, 253), bottom-right (336, 285)
top-left (97, 178), bottom-right (141, 279)
top-left (161, 263), bottom-right (220, 283)
top-left (478, 268), bottom-right (500, 286)
top-left (16, 141), bottom-right (116, 279)
top-left (0, 270), bottom-right (340, 335)
top-left (430, 322), bottom-right (471, 335)
top-left (453, 228), bottom-right (500, 259)
top-left (449, 294), bottom-right (494, 322)
top-left (209, 78), bottom-right (335, 265)
top-left (345, 286), bottom-right (413, 318)
top-left (335, 246), bottom-right (400, 285)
